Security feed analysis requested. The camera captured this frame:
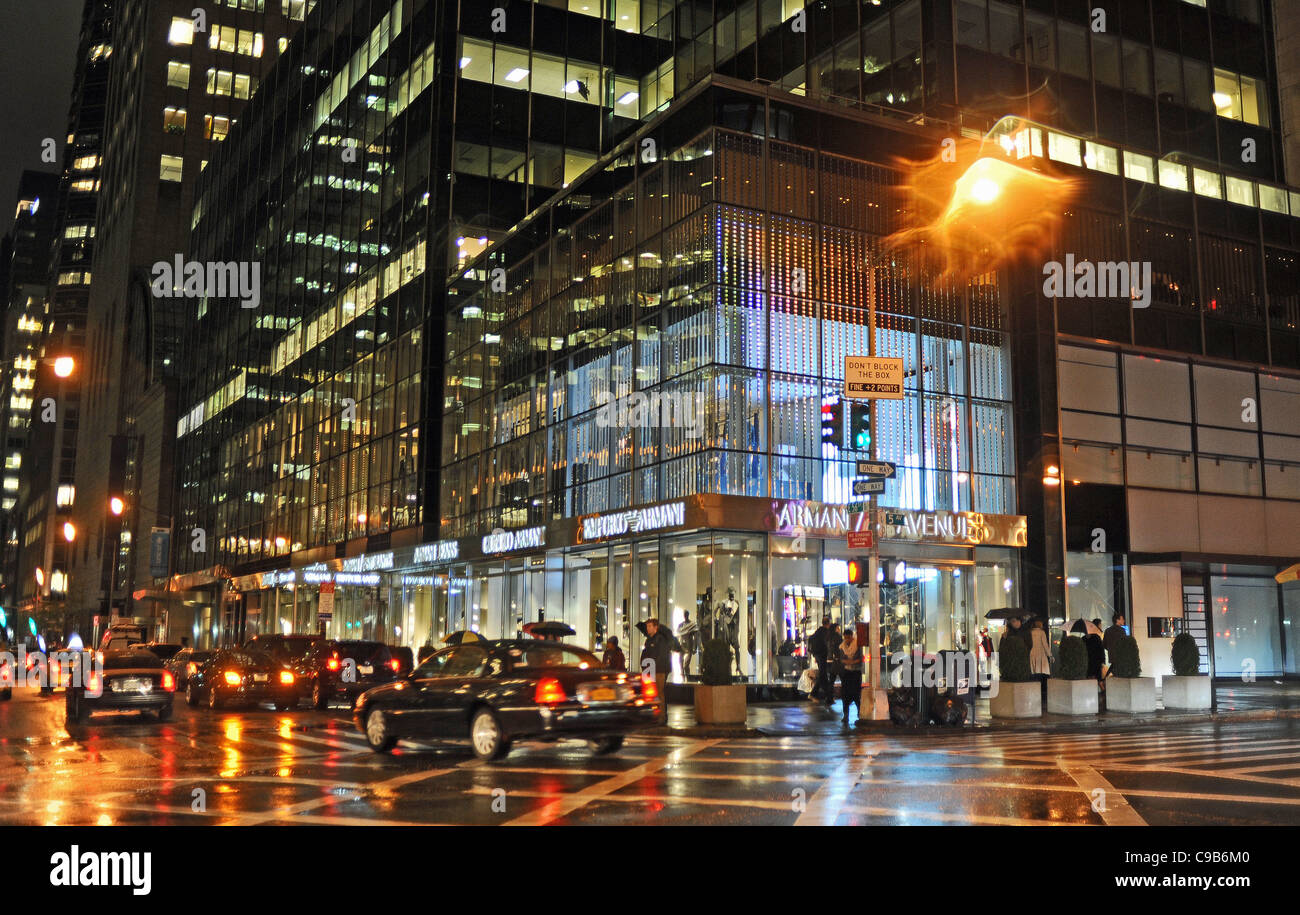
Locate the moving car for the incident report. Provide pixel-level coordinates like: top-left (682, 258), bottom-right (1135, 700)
top-left (311, 639), bottom-right (399, 708)
top-left (353, 639), bottom-right (662, 760)
top-left (165, 647), bottom-right (215, 688)
top-left (185, 648), bottom-right (299, 710)
top-left (65, 648), bottom-right (176, 723)
top-left (100, 623), bottom-right (147, 653)
top-left (244, 634), bottom-right (327, 705)
top-left (142, 643), bottom-right (185, 662)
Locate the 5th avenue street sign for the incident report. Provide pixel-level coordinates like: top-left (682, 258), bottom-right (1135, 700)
top-left (852, 479), bottom-right (886, 495)
top-left (844, 356), bottom-right (904, 400)
top-left (856, 460), bottom-right (896, 478)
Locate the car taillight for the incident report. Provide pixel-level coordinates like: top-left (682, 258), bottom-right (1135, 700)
top-left (161, 671), bottom-right (175, 691)
top-left (534, 677), bottom-right (567, 704)
top-left (187, 663), bottom-right (197, 675)
top-left (389, 658), bottom-right (400, 672)
top-left (640, 673), bottom-right (659, 700)
top-left (223, 671), bottom-right (242, 686)
top-left (85, 673), bottom-right (99, 693)
top-left (280, 671), bottom-right (295, 685)
top-left (327, 656), bottom-right (340, 671)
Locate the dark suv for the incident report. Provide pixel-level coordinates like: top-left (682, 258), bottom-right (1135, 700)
top-left (312, 640), bottom-right (399, 708)
top-left (242, 634), bottom-right (327, 707)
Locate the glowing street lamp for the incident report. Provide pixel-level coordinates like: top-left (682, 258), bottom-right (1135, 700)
top-left (109, 497), bottom-right (125, 516)
top-left (63, 522), bottom-right (76, 542)
top-left (35, 567), bottom-right (45, 588)
top-left (53, 356), bottom-right (76, 378)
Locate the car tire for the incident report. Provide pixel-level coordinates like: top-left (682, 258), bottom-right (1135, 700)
top-left (312, 679), bottom-right (328, 710)
top-left (157, 704), bottom-right (173, 722)
top-left (186, 682), bottom-right (200, 707)
top-left (364, 709), bottom-right (397, 753)
top-left (207, 686), bottom-right (221, 710)
top-left (470, 708), bottom-right (511, 761)
top-left (588, 735), bottom-right (624, 755)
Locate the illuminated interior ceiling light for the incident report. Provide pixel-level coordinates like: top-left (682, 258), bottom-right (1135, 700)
top-left (459, 56), bottom-right (471, 68)
top-left (504, 68), bottom-right (529, 83)
top-left (617, 91), bottom-right (639, 105)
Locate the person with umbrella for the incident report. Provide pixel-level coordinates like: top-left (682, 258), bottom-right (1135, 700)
top-left (638, 618), bottom-right (676, 708)
top-left (523, 620), bottom-right (576, 642)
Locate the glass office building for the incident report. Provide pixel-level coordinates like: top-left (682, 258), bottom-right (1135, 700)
top-left (174, 0), bottom-right (1300, 681)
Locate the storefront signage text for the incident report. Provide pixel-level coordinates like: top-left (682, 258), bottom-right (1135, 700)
top-left (413, 540), bottom-right (459, 564)
top-left (882, 510), bottom-right (1028, 547)
top-left (481, 526), bottom-right (546, 554)
top-left (771, 501), bottom-right (854, 536)
top-left (579, 501), bottom-right (686, 542)
top-left (342, 551), bottom-right (393, 572)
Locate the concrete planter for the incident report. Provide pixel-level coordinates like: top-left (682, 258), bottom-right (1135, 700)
top-left (693, 684), bottom-right (747, 725)
top-left (1106, 677), bottom-right (1156, 713)
top-left (1162, 675), bottom-right (1212, 710)
top-left (1047, 678), bottom-right (1099, 715)
top-left (989, 680), bottom-right (1041, 718)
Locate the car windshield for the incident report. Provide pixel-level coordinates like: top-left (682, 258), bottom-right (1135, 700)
top-left (508, 644), bottom-right (601, 670)
top-left (335, 642), bottom-right (390, 664)
top-left (103, 651), bottom-right (163, 670)
top-left (257, 638), bottom-right (318, 660)
top-left (225, 650), bottom-right (275, 668)
top-left (145, 644), bottom-right (183, 660)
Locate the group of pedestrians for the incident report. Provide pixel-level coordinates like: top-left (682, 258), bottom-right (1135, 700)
top-left (806, 616), bottom-right (865, 725)
top-left (999, 611), bottom-right (1131, 705)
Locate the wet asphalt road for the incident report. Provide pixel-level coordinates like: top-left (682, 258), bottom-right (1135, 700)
top-left (2, 687), bottom-right (1299, 825)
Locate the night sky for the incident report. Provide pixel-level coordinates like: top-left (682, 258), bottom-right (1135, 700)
top-left (0, 0), bottom-right (83, 236)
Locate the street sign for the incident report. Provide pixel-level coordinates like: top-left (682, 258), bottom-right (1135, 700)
top-left (856, 460), bottom-right (897, 478)
top-left (318, 581), bottom-right (335, 621)
top-left (846, 501), bottom-right (868, 515)
top-left (844, 356), bottom-right (904, 400)
top-left (885, 512), bottom-right (906, 526)
top-left (852, 479), bottom-right (886, 495)
top-left (847, 531), bottom-right (875, 550)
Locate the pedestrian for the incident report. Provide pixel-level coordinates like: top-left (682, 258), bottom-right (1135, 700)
top-left (640, 618), bottom-right (674, 707)
top-left (1102, 612), bottom-right (1127, 670)
top-left (807, 616), bottom-right (834, 708)
top-left (1029, 617), bottom-right (1051, 704)
top-left (602, 636), bottom-right (626, 672)
top-left (827, 623), bottom-right (843, 707)
top-left (837, 626), bottom-right (864, 725)
top-left (999, 615), bottom-right (1025, 653)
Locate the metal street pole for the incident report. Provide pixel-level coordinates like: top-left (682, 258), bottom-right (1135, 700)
top-left (864, 254), bottom-right (887, 720)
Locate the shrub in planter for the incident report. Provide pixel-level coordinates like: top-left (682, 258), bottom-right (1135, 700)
top-left (1047, 636), bottom-right (1097, 715)
top-left (1164, 632), bottom-right (1210, 710)
top-left (694, 638), bottom-right (745, 724)
top-left (1109, 634), bottom-right (1141, 679)
top-left (991, 634), bottom-right (1040, 718)
top-left (1106, 635), bottom-right (1155, 713)
top-left (699, 639), bottom-right (733, 686)
top-left (1171, 632), bottom-right (1200, 676)
top-left (997, 633), bottom-right (1032, 681)
top-left (1057, 635), bottom-right (1089, 680)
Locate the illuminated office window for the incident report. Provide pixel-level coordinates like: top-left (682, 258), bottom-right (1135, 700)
top-left (204, 114), bottom-right (232, 140)
top-left (167, 60), bottom-right (191, 88)
top-left (163, 107), bottom-right (188, 134)
top-left (160, 154), bottom-right (184, 182)
top-left (168, 16), bottom-right (195, 45)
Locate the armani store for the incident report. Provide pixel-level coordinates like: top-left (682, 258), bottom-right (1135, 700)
top-left (262, 495), bottom-right (1025, 686)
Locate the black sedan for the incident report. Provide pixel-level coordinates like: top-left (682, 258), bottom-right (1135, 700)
top-left (185, 648), bottom-right (299, 710)
top-left (353, 639), bottom-right (663, 760)
top-left (244, 633), bottom-right (328, 704)
top-left (65, 649), bottom-right (176, 723)
top-left (312, 640), bottom-right (399, 708)
top-left (165, 647), bottom-right (215, 688)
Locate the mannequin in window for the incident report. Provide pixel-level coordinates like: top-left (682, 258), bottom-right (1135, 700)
top-left (717, 587), bottom-right (743, 676)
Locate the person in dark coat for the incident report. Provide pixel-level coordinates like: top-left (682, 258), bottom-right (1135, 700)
top-left (836, 628), bottom-right (864, 724)
top-left (807, 616), bottom-right (833, 708)
top-left (602, 636), bottom-right (626, 672)
top-left (1084, 630), bottom-right (1105, 681)
top-left (1102, 613), bottom-right (1127, 668)
top-left (640, 619), bottom-right (675, 707)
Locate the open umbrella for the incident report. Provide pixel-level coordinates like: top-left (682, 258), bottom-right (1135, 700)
top-left (984, 608), bottom-right (1025, 620)
top-left (1276, 562), bottom-right (1300, 584)
top-left (441, 630), bottom-right (487, 646)
top-left (523, 620), bottom-right (575, 639)
top-left (1063, 619), bottom-right (1103, 637)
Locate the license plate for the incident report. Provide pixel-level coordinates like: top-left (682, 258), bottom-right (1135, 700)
top-left (589, 687), bottom-right (616, 701)
top-left (358, 664), bottom-right (373, 675)
top-left (111, 678), bottom-right (150, 693)
top-left (253, 673), bottom-right (269, 683)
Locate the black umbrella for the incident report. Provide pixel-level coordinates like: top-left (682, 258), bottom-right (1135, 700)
top-left (984, 607), bottom-right (1026, 620)
top-left (523, 620), bottom-right (575, 639)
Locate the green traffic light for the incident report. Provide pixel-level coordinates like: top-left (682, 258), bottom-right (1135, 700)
top-left (28, 617), bottom-right (38, 636)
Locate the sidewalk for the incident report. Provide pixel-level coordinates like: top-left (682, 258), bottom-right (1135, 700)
top-left (659, 681), bottom-right (1300, 738)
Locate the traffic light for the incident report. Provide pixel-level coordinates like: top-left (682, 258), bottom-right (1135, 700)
top-left (847, 558), bottom-right (869, 585)
top-left (850, 403), bottom-right (871, 450)
top-left (821, 399), bottom-right (843, 448)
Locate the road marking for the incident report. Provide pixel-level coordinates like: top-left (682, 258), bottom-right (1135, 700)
top-left (235, 764), bottom-right (460, 825)
top-left (1059, 763), bottom-right (1146, 826)
top-left (502, 739), bottom-right (720, 826)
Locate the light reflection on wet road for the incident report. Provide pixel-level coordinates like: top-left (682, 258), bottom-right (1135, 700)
top-left (3, 688), bottom-right (1299, 825)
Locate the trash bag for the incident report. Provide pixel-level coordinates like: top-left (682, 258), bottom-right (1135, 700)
top-left (929, 693), bottom-right (968, 726)
top-left (887, 687), bottom-right (922, 727)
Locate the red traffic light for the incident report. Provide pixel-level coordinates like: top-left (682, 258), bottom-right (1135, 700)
top-left (847, 558), bottom-right (868, 585)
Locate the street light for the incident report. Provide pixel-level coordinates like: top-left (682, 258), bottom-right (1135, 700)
top-left (53, 356), bottom-right (75, 378)
top-left (35, 567), bottom-right (44, 588)
top-left (63, 522), bottom-right (76, 542)
top-left (109, 496), bottom-right (124, 516)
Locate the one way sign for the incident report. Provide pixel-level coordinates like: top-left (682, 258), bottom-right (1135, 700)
top-left (852, 479), bottom-right (886, 495)
top-left (855, 460), bottom-right (896, 478)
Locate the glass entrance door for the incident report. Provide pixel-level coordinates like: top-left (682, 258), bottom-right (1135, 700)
top-left (880, 563), bottom-right (972, 684)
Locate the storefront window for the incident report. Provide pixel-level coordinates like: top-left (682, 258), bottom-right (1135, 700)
top-left (1284, 583), bottom-right (1300, 675)
top-left (1211, 574), bottom-right (1283, 677)
top-left (1065, 550), bottom-right (1129, 627)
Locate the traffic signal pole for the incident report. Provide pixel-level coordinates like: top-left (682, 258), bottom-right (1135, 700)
top-left (864, 256), bottom-right (888, 721)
